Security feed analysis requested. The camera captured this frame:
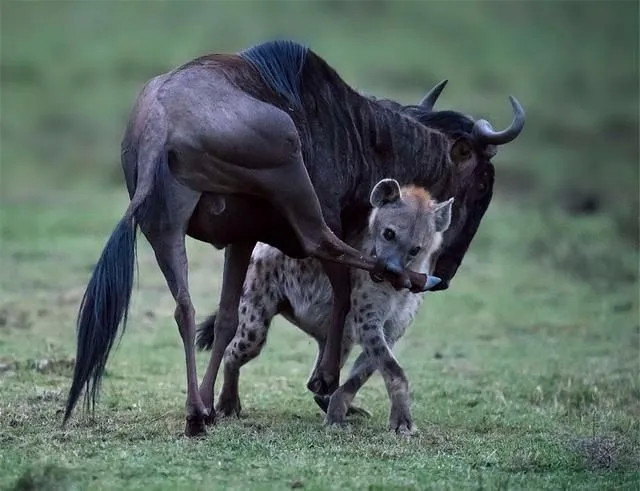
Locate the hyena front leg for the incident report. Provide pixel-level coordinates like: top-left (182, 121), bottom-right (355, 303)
top-left (378, 350), bottom-right (413, 435)
top-left (327, 317), bottom-right (412, 434)
top-left (324, 350), bottom-right (379, 425)
top-left (359, 319), bottom-right (412, 434)
top-left (325, 307), bottom-right (398, 425)
top-left (314, 349), bottom-right (372, 418)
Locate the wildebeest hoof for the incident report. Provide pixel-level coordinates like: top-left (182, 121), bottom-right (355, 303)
top-left (393, 423), bottom-right (416, 436)
top-left (313, 394), bottom-right (330, 412)
top-left (423, 275), bottom-right (441, 291)
top-left (307, 370), bottom-right (339, 396)
top-left (314, 394), bottom-right (371, 418)
top-left (325, 412), bottom-right (347, 426)
top-left (215, 393), bottom-right (242, 418)
top-left (204, 408), bottom-right (216, 426)
top-left (429, 277), bottom-right (449, 292)
top-left (184, 414), bottom-right (207, 437)
top-left (389, 409), bottom-right (415, 436)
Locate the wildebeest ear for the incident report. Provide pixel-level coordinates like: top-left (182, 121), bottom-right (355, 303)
top-left (449, 137), bottom-right (473, 165)
top-left (370, 179), bottom-right (401, 207)
top-left (434, 197), bottom-right (454, 232)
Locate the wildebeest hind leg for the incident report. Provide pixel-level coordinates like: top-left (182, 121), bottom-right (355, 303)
top-left (264, 160), bottom-right (424, 290)
top-left (261, 160), bottom-right (378, 274)
top-left (148, 230), bottom-right (208, 436)
top-left (198, 241), bottom-right (255, 423)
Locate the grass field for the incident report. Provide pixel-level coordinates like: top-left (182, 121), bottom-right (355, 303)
top-left (1, 1), bottom-right (638, 489)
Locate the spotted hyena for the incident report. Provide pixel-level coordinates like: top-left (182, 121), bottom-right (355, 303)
top-left (197, 179), bottom-right (453, 433)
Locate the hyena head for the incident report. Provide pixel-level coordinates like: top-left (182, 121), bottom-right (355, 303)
top-left (368, 179), bottom-right (454, 275)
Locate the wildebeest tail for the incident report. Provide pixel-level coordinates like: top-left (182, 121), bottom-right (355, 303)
top-left (63, 149), bottom-right (166, 424)
top-left (196, 313), bottom-right (217, 351)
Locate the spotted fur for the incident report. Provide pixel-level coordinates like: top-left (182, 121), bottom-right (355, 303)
top-left (203, 180), bottom-right (452, 432)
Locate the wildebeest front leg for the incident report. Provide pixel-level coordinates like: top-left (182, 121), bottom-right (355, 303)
top-left (306, 261), bottom-right (351, 395)
top-left (198, 241), bottom-right (255, 423)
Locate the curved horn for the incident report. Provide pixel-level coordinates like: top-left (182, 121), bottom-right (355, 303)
top-left (419, 79), bottom-right (448, 111)
top-left (472, 96), bottom-right (525, 145)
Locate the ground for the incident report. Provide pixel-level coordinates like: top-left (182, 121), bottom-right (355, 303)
top-left (1, 1), bottom-right (638, 489)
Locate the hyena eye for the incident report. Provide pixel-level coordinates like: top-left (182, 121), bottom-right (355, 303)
top-left (409, 246), bottom-right (421, 256)
top-left (383, 228), bottom-right (396, 241)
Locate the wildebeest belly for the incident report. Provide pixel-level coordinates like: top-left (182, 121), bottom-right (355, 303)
top-left (187, 193), bottom-right (308, 258)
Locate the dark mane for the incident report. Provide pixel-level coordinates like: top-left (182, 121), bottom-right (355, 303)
top-left (401, 106), bottom-right (475, 139)
top-left (239, 40), bottom-right (309, 107)
top-left (233, 41), bottom-right (454, 216)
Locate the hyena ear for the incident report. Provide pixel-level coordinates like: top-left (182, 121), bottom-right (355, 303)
top-left (434, 197), bottom-right (454, 232)
top-left (370, 179), bottom-right (401, 208)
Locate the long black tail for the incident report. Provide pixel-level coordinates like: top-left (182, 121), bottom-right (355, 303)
top-left (195, 313), bottom-right (217, 351)
top-left (63, 152), bottom-right (163, 424)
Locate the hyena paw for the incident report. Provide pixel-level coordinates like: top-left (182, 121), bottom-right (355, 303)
top-left (324, 391), bottom-right (349, 426)
top-left (215, 391), bottom-right (242, 418)
top-left (314, 394), bottom-right (371, 418)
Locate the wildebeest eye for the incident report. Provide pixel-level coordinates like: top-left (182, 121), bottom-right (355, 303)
top-left (383, 228), bottom-right (396, 241)
top-left (409, 246), bottom-right (421, 256)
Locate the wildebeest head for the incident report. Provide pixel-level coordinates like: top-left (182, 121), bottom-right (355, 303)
top-left (403, 81), bottom-right (525, 290)
top-left (367, 179), bottom-right (453, 278)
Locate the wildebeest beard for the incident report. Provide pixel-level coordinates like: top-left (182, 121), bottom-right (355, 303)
top-left (184, 40), bottom-right (520, 289)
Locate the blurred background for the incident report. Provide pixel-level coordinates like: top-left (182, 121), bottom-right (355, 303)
top-left (2, 0), bottom-right (638, 366)
top-left (2, 0), bottom-right (638, 291)
top-left (0, 2), bottom-right (638, 487)
top-left (1, 1), bottom-right (638, 350)
top-left (2, 1), bottom-right (638, 203)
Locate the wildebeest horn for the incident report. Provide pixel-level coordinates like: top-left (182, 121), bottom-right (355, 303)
top-left (472, 96), bottom-right (525, 145)
top-left (419, 79), bottom-right (448, 111)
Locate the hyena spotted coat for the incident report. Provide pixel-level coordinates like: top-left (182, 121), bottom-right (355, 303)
top-left (197, 179), bottom-right (453, 433)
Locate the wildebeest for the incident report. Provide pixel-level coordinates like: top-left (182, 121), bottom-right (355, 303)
top-left (198, 179), bottom-right (453, 434)
top-left (64, 40), bottom-right (524, 436)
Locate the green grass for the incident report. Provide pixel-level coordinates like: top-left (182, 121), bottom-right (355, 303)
top-left (1, 1), bottom-right (638, 489)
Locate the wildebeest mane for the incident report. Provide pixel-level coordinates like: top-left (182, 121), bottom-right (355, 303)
top-left (215, 41), bottom-right (456, 233)
top-left (239, 40), bottom-right (308, 108)
top-left (403, 107), bottom-right (475, 139)
top-left (293, 48), bottom-right (454, 199)
top-left (367, 98), bottom-right (474, 138)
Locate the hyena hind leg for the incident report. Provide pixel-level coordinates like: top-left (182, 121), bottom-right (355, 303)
top-left (216, 296), bottom-right (278, 417)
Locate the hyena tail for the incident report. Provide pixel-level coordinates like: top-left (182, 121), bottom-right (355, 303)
top-left (196, 313), bottom-right (217, 351)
